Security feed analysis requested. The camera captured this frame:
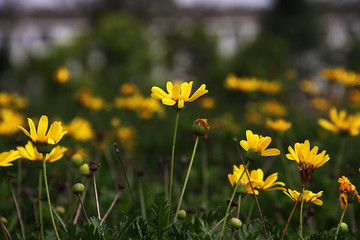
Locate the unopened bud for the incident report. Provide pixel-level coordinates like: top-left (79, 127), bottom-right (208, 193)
top-left (1, 217), bottom-right (8, 224)
top-left (79, 163), bottom-right (90, 176)
top-left (71, 153), bottom-right (83, 166)
top-left (72, 183), bottom-right (85, 194)
top-left (178, 210), bottom-right (187, 219)
top-left (230, 217), bottom-right (242, 229)
top-left (55, 206), bottom-right (65, 215)
top-left (192, 119), bottom-right (210, 139)
top-left (340, 222), bottom-right (348, 233)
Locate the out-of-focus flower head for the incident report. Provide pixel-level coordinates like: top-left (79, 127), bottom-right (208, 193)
top-left (225, 74), bottom-right (282, 94)
top-left (0, 108), bottom-right (24, 135)
top-left (54, 66), bottom-right (70, 84)
top-left (266, 118), bottom-right (291, 132)
top-left (321, 67), bottom-right (360, 86)
top-left (151, 81), bottom-right (208, 110)
top-left (310, 97), bottom-right (331, 112)
top-left (17, 141), bottom-right (67, 163)
top-left (284, 189), bottom-right (323, 206)
top-left (120, 83), bottom-right (139, 95)
top-left (199, 97), bottom-right (215, 109)
top-left (64, 117), bottom-right (95, 142)
top-left (338, 176), bottom-right (360, 210)
top-left (0, 91), bottom-right (28, 109)
top-left (0, 150), bottom-right (19, 167)
top-left (260, 100), bottom-right (287, 117)
top-left (318, 107), bottom-right (360, 136)
top-left (116, 126), bottom-right (136, 151)
top-left (76, 88), bottom-right (105, 111)
top-left (299, 79), bottom-right (322, 96)
top-left (286, 140), bottom-right (329, 187)
top-left (240, 130), bottom-right (280, 161)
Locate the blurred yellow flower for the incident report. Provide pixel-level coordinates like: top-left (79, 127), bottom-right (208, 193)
top-left (261, 100), bottom-right (287, 117)
top-left (225, 74), bottom-right (281, 94)
top-left (18, 115), bottom-right (67, 146)
top-left (286, 140), bottom-right (329, 187)
top-left (77, 89), bottom-right (105, 111)
top-left (240, 130), bottom-right (280, 159)
top-left (0, 150), bottom-right (19, 167)
top-left (228, 165), bottom-right (285, 195)
top-left (17, 141), bottom-right (67, 163)
top-left (0, 108), bottom-right (24, 135)
top-left (338, 176), bottom-right (360, 210)
top-left (199, 97), bottom-right (215, 109)
top-left (54, 66), bottom-right (70, 83)
top-left (299, 79), bottom-right (322, 95)
top-left (321, 67), bottom-right (360, 86)
top-left (318, 107), bottom-right (360, 136)
top-left (310, 97), bottom-right (331, 112)
top-left (0, 92), bottom-right (28, 109)
top-left (120, 83), bottom-right (138, 95)
top-left (116, 126), bottom-right (136, 151)
top-left (284, 189), bottom-right (323, 206)
top-left (64, 117), bottom-right (95, 141)
top-left (266, 118), bottom-right (291, 132)
top-left (151, 81), bottom-right (208, 109)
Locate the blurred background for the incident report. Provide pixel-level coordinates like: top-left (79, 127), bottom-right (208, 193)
top-left (1, 0), bottom-right (360, 237)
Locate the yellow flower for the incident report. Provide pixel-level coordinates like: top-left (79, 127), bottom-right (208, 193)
top-left (224, 74), bottom-right (281, 94)
top-left (284, 189), bottom-right (323, 206)
top-left (286, 140), bottom-right (329, 187)
top-left (310, 97), bottom-right (331, 112)
top-left (64, 117), bottom-right (95, 141)
top-left (0, 91), bottom-right (28, 109)
top-left (0, 108), bottom-right (24, 135)
top-left (266, 118), bottom-right (291, 132)
top-left (240, 130), bottom-right (280, 160)
top-left (151, 81), bottom-right (208, 109)
top-left (18, 115), bottom-right (67, 146)
top-left (228, 165), bottom-right (285, 195)
top-left (120, 83), bottom-right (138, 95)
top-left (116, 126), bottom-right (136, 151)
top-left (318, 107), bottom-right (360, 136)
top-left (338, 176), bottom-right (360, 210)
top-left (260, 100), bottom-right (287, 117)
top-left (199, 97), bottom-right (215, 109)
top-left (299, 79), bottom-right (322, 95)
top-left (17, 141), bottom-right (67, 163)
top-left (54, 66), bottom-right (70, 83)
top-left (77, 89), bottom-right (105, 111)
top-left (0, 150), bottom-right (19, 167)
top-left (321, 67), bottom-right (360, 86)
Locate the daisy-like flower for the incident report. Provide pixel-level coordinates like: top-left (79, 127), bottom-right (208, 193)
top-left (286, 140), bottom-right (329, 187)
top-left (64, 117), bottom-right (95, 142)
top-left (240, 130), bottom-right (280, 161)
top-left (18, 115), bottom-right (67, 153)
top-left (228, 165), bottom-right (285, 195)
top-left (266, 118), bottom-right (291, 132)
top-left (318, 107), bottom-right (360, 136)
top-left (284, 189), bottom-right (323, 206)
top-left (151, 81), bottom-right (208, 109)
top-left (338, 176), bottom-right (360, 210)
top-left (17, 141), bottom-right (68, 163)
top-left (0, 150), bottom-right (19, 167)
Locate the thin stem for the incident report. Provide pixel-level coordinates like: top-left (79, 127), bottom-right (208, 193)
top-left (219, 162), bottom-right (249, 240)
top-left (209, 208), bottom-right (235, 233)
top-left (334, 137), bottom-right (346, 177)
top-left (0, 218), bottom-right (10, 240)
top-left (174, 136), bottom-right (200, 221)
top-left (38, 169), bottom-right (45, 240)
top-left (246, 200), bottom-right (255, 225)
top-left (114, 143), bottom-right (136, 209)
top-left (74, 178), bottom-right (89, 224)
top-left (168, 110), bottom-right (180, 222)
top-left (100, 192), bottom-right (121, 225)
top-left (69, 176), bottom-right (86, 222)
top-left (42, 153), bottom-right (60, 240)
top-left (234, 139), bottom-right (268, 240)
top-left (236, 195), bottom-right (241, 219)
top-left (9, 180), bottom-right (26, 240)
top-left (77, 194), bottom-right (90, 223)
top-left (334, 205), bottom-right (347, 240)
top-left (93, 173), bottom-right (101, 220)
top-left (51, 206), bottom-right (67, 232)
top-left (138, 179), bottom-right (147, 219)
top-left (299, 187), bottom-right (305, 238)
top-left (281, 200), bottom-right (299, 240)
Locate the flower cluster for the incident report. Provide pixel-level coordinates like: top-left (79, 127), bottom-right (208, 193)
top-left (283, 189), bottom-right (323, 206)
top-left (338, 176), bottom-right (360, 210)
top-left (321, 67), bottom-right (360, 86)
top-left (225, 74), bottom-right (282, 94)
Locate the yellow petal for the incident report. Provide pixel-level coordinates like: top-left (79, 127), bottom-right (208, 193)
top-left (173, 84), bottom-right (180, 99)
top-left (166, 81), bottom-right (173, 95)
top-left (188, 84), bottom-right (208, 102)
top-left (28, 118), bottom-right (38, 141)
top-left (262, 148), bottom-right (280, 156)
top-left (151, 87), bottom-right (168, 99)
top-left (240, 140), bottom-right (249, 151)
top-left (37, 115), bottom-right (49, 141)
top-left (178, 99), bottom-right (184, 108)
top-left (17, 125), bottom-right (31, 139)
top-left (162, 98), bottom-right (176, 106)
top-left (318, 119), bottom-right (336, 132)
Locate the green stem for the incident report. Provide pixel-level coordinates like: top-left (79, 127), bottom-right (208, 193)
top-left (236, 195), bottom-right (241, 219)
top-left (93, 173), bottom-right (101, 220)
top-left (246, 200), bottom-right (255, 225)
top-left (174, 136), bottom-right (199, 221)
top-left (208, 208), bottom-right (235, 233)
top-left (42, 153), bottom-right (60, 240)
top-left (168, 110), bottom-right (180, 222)
top-left (334, 205), bottom-right (347, 240)
top-left (299, 186), bottom-right (305, 238)
top-left (38, 169), bottom-right (44, 240)
top-left (219, 162), bottom-right (249, 240)
top-left (9, 181), bottom-right (25, 240)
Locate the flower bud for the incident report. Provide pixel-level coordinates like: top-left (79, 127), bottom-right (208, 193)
top-left (1, 217), bottom-right (8, 224)
top-left (340, 222), bottom-right (348, 233)
top-left (236, 181), bottom-right (247, 196)
top-left (71, 153), bottom-right (83, 167)
top-left (177, 210), bottom-right (187, 219)
top-left (230, 217), bottom-right (242, 229)
top-left (55, 206), bottom-right (65, 215)
top-left (72, 183), bottom-right (85, 194)
top-left (192, 119), bottom-right (210, 139)
top-left (79, 163), bottom-right (90, 176)
top-left (89, 161), bottom-right (100, 172)
top-left (36, 142), bottom-right (55, 154)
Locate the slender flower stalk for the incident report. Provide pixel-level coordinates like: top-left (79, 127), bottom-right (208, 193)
top-left (236, 195), bottom-right (241, 219)
top-left (168, 111), bottom-right (180, 221)
top-left (38, 169), bottom-right (45, 240)
top-left (334, 205), bottom-right (347, 240)
top-left (77, 193), bottom-right (90, 223)
top-left (114, 143), bottom-right (136, 209)
top-left (93, 173), bottom-right (101, 220)
top-left (174, 135), bottom-right (200, 221)
top-left (9, 180), bottom-right (25, 240)
top-left (42, 153), bottom-right (60, 240)
top-left (246, 201), bottom-right (255, 225)
top-left (219, 162), bottom-right (249, 240)
top-left (100, 192), bottom-right (121, 225)
top-left (0, 218), bottom-right (10, 240)
top-left (73, 178), bottom-right (89, 224)
top-left (281, 200), bottom-right (298, 240)
top-left (299, 187), bottom-right (305, 238)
